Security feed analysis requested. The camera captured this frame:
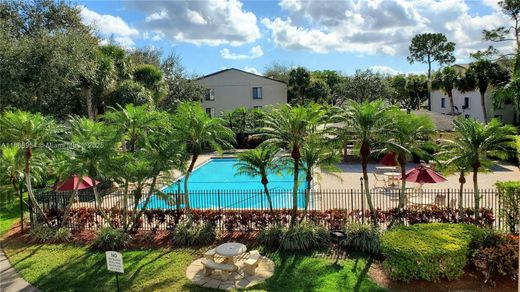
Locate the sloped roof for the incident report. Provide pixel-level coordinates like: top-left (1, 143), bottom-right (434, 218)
top-left (413, 110), bottom-right (456, 132)
top-left (196, 68), bottom-right (287, 84)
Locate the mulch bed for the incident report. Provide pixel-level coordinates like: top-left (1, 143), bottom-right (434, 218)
top-left (368, 262), bottom-right (518, 292)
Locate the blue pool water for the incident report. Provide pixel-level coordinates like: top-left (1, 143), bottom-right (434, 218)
top-left (141, 158), bottom-right (307, 209)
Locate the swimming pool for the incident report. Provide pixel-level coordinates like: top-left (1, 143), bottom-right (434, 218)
top-left (141, 158), bottom-right (308, 209)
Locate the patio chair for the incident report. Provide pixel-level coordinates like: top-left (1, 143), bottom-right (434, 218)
top-left (372, 173), bottom-right (387, 188)
top-left (201, 258), bottom-right (237, 281)
top-left (243, 250), bottom-right (261, 276)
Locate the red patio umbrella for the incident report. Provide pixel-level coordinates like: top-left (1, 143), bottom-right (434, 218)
top-left (54, 175), bottom-right (100, 191)
top-left (379, 152), bottom-right (398, 166)
top-left (402, 165), bottom-right (447, 184)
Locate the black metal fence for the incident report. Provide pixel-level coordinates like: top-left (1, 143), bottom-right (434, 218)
top-left (32, 187), bottom-right (503, 231)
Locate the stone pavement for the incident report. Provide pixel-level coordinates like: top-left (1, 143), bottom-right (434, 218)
top-left (186, 256), bottom-right (274, 290)
top-left (0, 245), bottom-right (40, 292)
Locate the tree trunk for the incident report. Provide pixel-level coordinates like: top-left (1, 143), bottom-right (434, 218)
top-left (127, 176), bottom-right (157, 232)
top-left (85, 87), bottom-right (95, 120)
top-left (361, 153), bottom-right (378, 227)
top-left (61, 177), bottom-right (84, 227)
top-left (123, 180), bottom-right (129, 228)
top-left (473, 165), bottom-right (480, 223)
top-left (427, 56), bottom-right (432, 111)
top-left (300, 175), bottom-right (312, 224)
top-left (184, 154), bottom-right (198, 221)
top-left (24, 148), bottom-right (49, 225)
top-left (397, 160), bottom-right (407, 211)
top-left (91, 181), bottom-right (111, 227)
top-left (262, 181), bottom-right (275, 221)
top-left (290, 146), bottom-right (300, 226)
top-left (458, 171), bottom-right (465, 221)
top-left (448, 90), bottom-right (455, 116)
top-left (480, 90), bottom-right (488, 123)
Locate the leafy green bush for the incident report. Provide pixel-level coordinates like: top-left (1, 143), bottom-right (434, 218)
top-left (381, 223), bottom-right (486, 282)
top-left (496, 181), bottom-right (520, 233)
top-left (258, 224), bottom-right (284, 248)
top-left (341, 223), bottom-right (381, 255)
top-left (91, 227), bottom-right (129, 251)
top-left (29, 225), bottom-right (55, 243)
top-left (171, 222), bottom-right (216, 246)
top-left (29, 226), bottom-right (72, 243)
top-left (259, 222), bottom-right (330, 251)
top-left (53, 227), bottom-right (72, 243)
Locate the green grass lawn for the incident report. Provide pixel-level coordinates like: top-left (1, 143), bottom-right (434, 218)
top-left (0, 195), bottom-right (26, 236)
top-left (2, 237), bottom-right (384, 292)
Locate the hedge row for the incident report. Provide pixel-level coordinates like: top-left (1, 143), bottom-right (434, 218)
top-left (42, 206), bottom-right (495, 231)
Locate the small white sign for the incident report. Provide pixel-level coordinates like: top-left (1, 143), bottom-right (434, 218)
top-left (106, 251), bottom-right (124, 273)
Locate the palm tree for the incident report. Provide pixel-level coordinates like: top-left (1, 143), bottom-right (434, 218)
top-left (58, 116), bottom-right (121, 227)
top-left (289, 67), bottom-right (311, 105)
top-left (0, 145), bottom-right (45, 203)
top-left (235, 146), bottom-right (281, 218)
top-left (458, 59), bottom-right (509, 123)
top-left (341, 100), bottom-right (393, 226)
top-left (299, 140), bottom-right (341, 221)
top-left (0, 110), bottom-right (61, 224)
top-left (260, 104), bottom-right (327, 225)
top-left (103, 104), bottom-right (163, 153)
top-left (173, 101), bottom-right (235, 219)
top-left (447, 117), bottom-right (516, 221)
top-left (432, 66), bottom-right (461, 116)
top-left (383, 111), bottom-right (435, 216)
top-left (436, 142), bottom-right (471, 221)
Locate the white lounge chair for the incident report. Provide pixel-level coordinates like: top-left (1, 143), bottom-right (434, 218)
top-left (201, 258), bottom-right (237, 281)
top-left (372, 173), bottom-right (387, 188)
top-left (243, 250), bottom-right (261, 276)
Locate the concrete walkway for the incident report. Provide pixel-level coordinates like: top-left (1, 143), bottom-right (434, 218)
top-left (0, 243), bottom-right (40, 292)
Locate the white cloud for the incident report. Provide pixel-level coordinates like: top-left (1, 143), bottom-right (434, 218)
top-left (244, 66), bottom-right (261, 75)
top-left (262, 0), bottom-right (512, 57)
top-left (145, 10), bottom-right (168, 22)
top-left (220, 45), bottom-right (264, 60)
top-left (113, 36), bottom-right (135, 49)
top-left (79, 6), bottom-right (138, 37)
top-left (368, 66), bottom-right (401, 75)
top-left (130, 0), bottom-right (260, 47)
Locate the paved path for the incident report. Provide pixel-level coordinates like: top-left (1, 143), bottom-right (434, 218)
top-left (0, 243), bottom-right (40, 292)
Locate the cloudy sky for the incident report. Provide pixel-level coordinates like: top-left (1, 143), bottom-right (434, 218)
top-left (78, 0), bottom-right (512, 76)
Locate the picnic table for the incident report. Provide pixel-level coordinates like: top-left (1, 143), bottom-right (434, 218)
top-left (215, 242), bottom-right (247, 267)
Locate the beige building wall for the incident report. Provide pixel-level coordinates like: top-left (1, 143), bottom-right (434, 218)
top-left (431, 89), bottom-right (517, 124)
top-left (197, 68), bottom-right (287, 116)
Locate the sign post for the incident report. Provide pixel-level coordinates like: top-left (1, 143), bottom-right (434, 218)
top-left (106, 251), bottom-right (124, 292)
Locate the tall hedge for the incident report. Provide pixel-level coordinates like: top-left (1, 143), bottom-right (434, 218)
top-left (496, 181), bottom-right (520, 233)
top-left (381, 223), bottom-right (486, 282)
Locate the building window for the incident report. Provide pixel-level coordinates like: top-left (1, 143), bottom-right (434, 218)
top-left (441, 98), bottom-right (446, 108)
top-left (252, 87), bottom-right (262, 99)
top-left (463, 97), bottom-right (470, 109)
top-left (205, 107), bottom-right (215, 117)
top-left (205, 88), bottom-right (215, 101)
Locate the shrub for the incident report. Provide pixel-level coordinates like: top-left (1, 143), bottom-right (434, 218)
top-left (341, 223), bottom-right (381, 255)
top-left (29, 225), bottom-right (56, 243)
top-left (171, 222), bottom-right (216, 246)
top-left (258, 224), bottom-right (284, 248)
top-left (381, 223), bottom-right (486, 282)
top-left (91, 227), bottom-right (129, 251)
top-left (259, 222), bottom-right (329, 251)
top-left (496, 181), bottom-right (520, 233)
top-left (472, 234), bottom-right (519, 284)
top-left (53, 227), bottom-right (72, 243)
